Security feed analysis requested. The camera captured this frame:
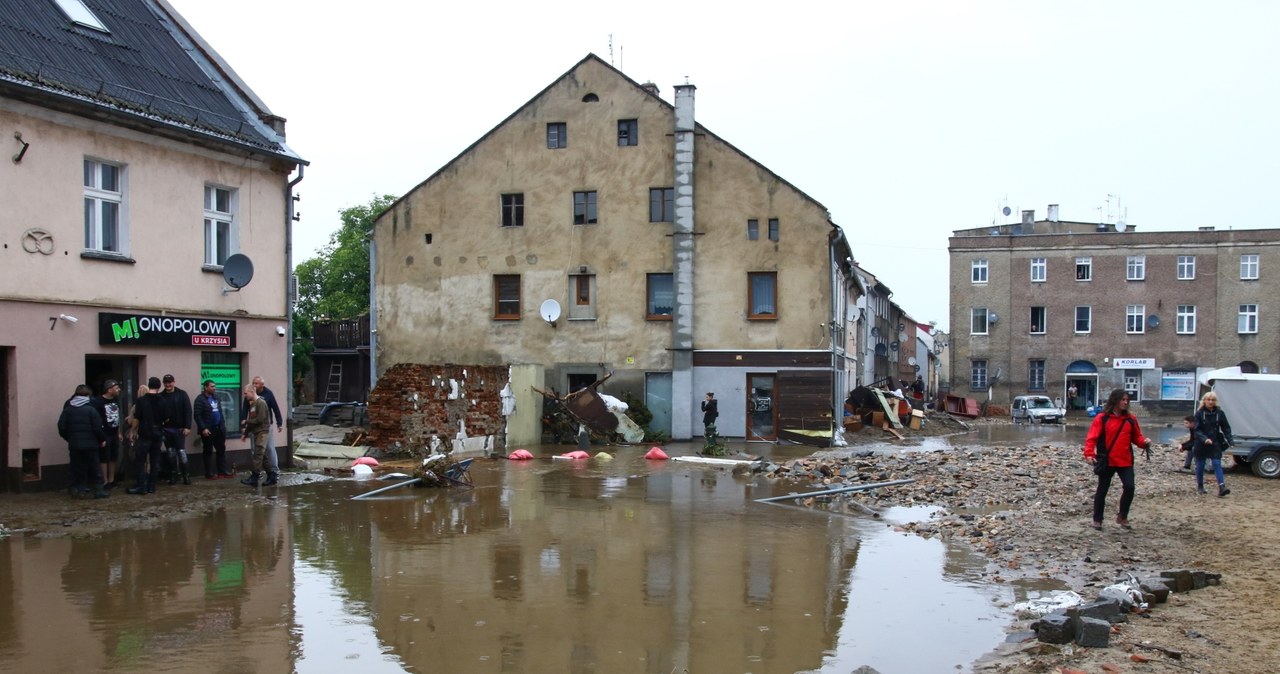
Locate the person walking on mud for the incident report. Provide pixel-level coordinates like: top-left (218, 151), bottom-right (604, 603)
top-left (1083, 389), bottom-right (1152, 530)
top-left (1192, 391), bottom-right (1234, 497)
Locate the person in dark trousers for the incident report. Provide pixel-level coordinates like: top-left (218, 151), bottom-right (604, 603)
top-left (1192, 391), bottom-right (1234, 497)
top-left (701, 391), bottom-right (719, 447)
top-left (193, 379), bottom-right (231, 479)
top-left (128, 378), bottom-right (166, 495)
top-left (90, 379), bottom-right (123, 488)
top-left (58, 384), bottom-right (107, 498)
top-left (240, 376), bottom-right (284, 481)
top-left (241, 384), bottom-right (273, 487)
top-left (158, 374), bottom-right (193, 485)
top-left (1083, 389), bottom-right (1152, 530)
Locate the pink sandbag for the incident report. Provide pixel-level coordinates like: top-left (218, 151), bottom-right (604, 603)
top-left (508, 449), bottom-right (534, 460)
top-left (560, 450), bottom-right (590, 460)
top-left (644, 447), bottom-right (669, 460)
top-left (352, 456), bottom-right (379, 467)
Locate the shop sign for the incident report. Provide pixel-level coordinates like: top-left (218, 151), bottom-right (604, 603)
top-left (1111, 358), bottom-right (1154, 369)
top-left (1161, 371), bottom-right (1196, 401)
top-left (99, 312), bottom-right (236, 348)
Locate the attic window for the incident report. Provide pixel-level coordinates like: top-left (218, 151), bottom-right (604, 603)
top-left (582, 93), bottom-right (599, 103)
top-left (53, 0), bottom-right (109, 32)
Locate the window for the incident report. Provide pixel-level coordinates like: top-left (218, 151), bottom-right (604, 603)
top-left (84, 158), bottom-right (123, 253)
top-left (649, 188), bottom-right (674, 222)
top-left (767, 218), bottom-right (779, 242)
top-left (971, 259), bottom-right (988, 283)
top-left (1029, 306), bottom-right (1046, 334)
top-left (1075, 257), bottom-right (1092, 281)
top-left (501, 193), bottom-right (524, 228)
top-left (646, 273), bottom-right (673, 320)
top-left (747, 219), bottom-right (758, 240)
top-left (1124, 374), bottom-right (1140, 400)
top-left (1241, 254), bottom-right (1260, 280)
top-left (1126, 255), bottom-right (1146, 281)
top-left (546, 122), bottom-right (567, 149)
top-left (971, 360), bottom-right (988, 390)
top-left (54, 0), bottom-right (108, 32)
top-left (1030, 258), bottom-right (1046, 282)
top-left (1239, 304), bottom-right (1259, 334)
top-left (970, 307), bottom-right (989, 335)
top-left (203, 185), bottom-right (234, 267)
top-left (1176, 305), bottom-right (1196, 334)
top-left (568, 274), bottom-right (596, 320)
top-left (1126, 305), bottom-right (1146, 334)
top-left (494, 275), bottom-right (520, 319)
top-left (1029, 359), bottom-right (1046, 391)
top-left (617, 119), bottom-right (638, 146)
top-left (748, 272), bottom-right (778, 319)
top-left (1075, 306), bottom-right (1092, 333)
top-left (1177, 255), bottom-right (1196, 280)
top-left (573, 191), bottom-right (597, 225)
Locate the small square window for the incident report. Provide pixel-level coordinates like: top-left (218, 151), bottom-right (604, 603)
top-left (972, 259), bottom-right (988, 283)
top-left (1030, 258), bottom-right (1046, 282)
top-left (1075, 257), bottom-right (1092, 281)
top-left (618, 119), bottom-right (638, 146)
top-left (573, 191), bottom-right (597, 225)
top-left (1177, 255), bottom-right (1196, 280)
top-left (1126, 256), bottom-right (1145, 281)
top-left (646, 273), bottom-right (673, 320)
top-left (546, 122), bottom-right (567, 149)
top-left (1126, 305), bottom-right (1146, 334)
top-left (1030, 306), bottom-right (1046, 334)
top-left (1241, 254), bottom-right (1260, 280)
top-left (1239, 304), bottom-right (1259, 334)
top-left (971, 307), bottom-right (989, 335)
top-left (748, 272), bottom-right (778, 319)
top-left (494, 275), bottom-right (521, 319)
top-left (1176, 305), bottom-right (1196, 334)
top-left (501, 193), bottom-right (524, 228)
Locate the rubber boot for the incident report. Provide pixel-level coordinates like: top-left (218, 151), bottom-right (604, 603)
top-left (127, 478), bottom-right (149, 495)
top-left (94, 483), bottom-right (109, 499)
top-left (241, 472), bottom-right (260, 487)
top-left (181, 465), bottom-right (191, 485)
top-left (1219, 483), bottom-right (1231, 497)
top-left (167, 449), bottom-right (178, 484)
top-left (263, 471), bottom-right (279, 487)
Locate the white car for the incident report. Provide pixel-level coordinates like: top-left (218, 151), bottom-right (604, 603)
top-left (1011, 395), bottom-right (1064, 423)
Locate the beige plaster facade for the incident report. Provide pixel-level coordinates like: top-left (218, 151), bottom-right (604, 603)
top-left (375, 55), bottom-right (859, 443)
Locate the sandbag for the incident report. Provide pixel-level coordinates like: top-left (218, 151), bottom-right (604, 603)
top-left (508, 449), bottom-right (534, 460)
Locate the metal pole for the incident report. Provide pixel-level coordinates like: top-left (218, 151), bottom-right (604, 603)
top-left (753, 478), bottom-right (914, 503)
top-left (351, 477), bottom-right (422, 500)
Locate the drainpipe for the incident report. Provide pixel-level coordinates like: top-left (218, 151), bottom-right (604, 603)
top-left (671, 83), bottom-right (697, 440)
top-left (285, 164), bottom-right (304, 468)
top-left (369, 232), bottom-right (378, 391)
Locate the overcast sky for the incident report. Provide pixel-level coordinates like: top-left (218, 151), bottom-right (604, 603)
top-left (168, 0), bottom-right (1280, 332)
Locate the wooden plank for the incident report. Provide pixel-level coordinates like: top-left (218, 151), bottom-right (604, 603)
top-left (871, 389), bottom-right (904, 429)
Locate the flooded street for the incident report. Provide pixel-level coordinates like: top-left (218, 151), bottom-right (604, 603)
top-left (1, 423), bottom-right (1164, 673)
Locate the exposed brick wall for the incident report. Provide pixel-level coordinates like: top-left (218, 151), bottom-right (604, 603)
top-left (366, 363), bottom-right (508, 453)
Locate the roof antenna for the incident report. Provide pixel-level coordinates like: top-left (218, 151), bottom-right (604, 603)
top-left (608, 34), bottom-right (613, 66)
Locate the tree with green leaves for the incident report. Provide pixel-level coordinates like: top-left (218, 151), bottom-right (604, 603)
top-left (292, 194), bottom-right (396, 377)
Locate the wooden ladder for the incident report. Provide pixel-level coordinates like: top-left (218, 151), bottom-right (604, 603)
top-left (324, 361), bottom-right (343, 401)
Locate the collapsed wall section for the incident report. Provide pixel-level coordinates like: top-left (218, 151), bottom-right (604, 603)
top-left (366, 363), bottom-right (509, 455)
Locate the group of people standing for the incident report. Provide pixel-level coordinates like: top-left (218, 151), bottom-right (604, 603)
top-left (58, 374), bottom-right (284, 497)
top-left (1083, 387), bottom-right (1234, 531)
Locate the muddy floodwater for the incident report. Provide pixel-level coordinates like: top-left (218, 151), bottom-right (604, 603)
top-left (1, 428), bottom-right (1145, 673)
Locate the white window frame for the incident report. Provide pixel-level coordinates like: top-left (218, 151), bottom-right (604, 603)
top-left (1074, 306), bottom-right (1091, 334)
top-left (1126, 304), bottom-right (1146, 334)
top-left (971, 359), bottom-right (988, 390)
top-left (84, 158), bottom-right (126, 254)
top-left (1126, 255), bottom-right (1146, 281)
top-left (203, 185), bottom-right (236, 267)
top-left (1030, 257), bottom-right (1046, 283)
top-left (55, 0), bottom-right (108, 32)
top-left (1124, 374), bottom-right (1141, 400)
top-left (1177, 255), bottom-right (1196, 280)
top-left (1176, 305), bottom-right (1196, 335)
top-left (970, 307), bottom-right (989, 335)
top-left (1239, 304), bottom-right (1259, 334)
top-left (1241, 254), bottom-right (1260, 280)
top-left (1029, 306), bottom-right (1047, 335)
top-left (971, 259), bottom-right (988, 284)
top-left (1075, 257), bottom-right (1092, 281)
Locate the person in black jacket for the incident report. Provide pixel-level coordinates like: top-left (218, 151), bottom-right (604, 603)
top-left (58, 385), bottom-right (107, 498)
top-left (193, 379), bottom-right (231, 479)
top-left (701, 392), bottom-right (719, 448)
top-left (89, 379), bottom-right (123, 489)
top-left (1193, 391), bottom-right (1234, 497)
top-left (158, 374), bottom-right (193, 485)
top-left (127, 377), bottom-right (166, 495)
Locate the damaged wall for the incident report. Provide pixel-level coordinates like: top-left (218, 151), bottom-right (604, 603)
top-left (367, 363), bottom-right (511, 456)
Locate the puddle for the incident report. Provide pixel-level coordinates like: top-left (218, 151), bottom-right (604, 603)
top-left (1, 446), bottom-right (1018, 673)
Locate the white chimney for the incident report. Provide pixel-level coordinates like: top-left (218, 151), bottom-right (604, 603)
top-left (1047, 204), bottom-right (1059, 222)
top-left (1021, 210), bottom-right (1034, 225)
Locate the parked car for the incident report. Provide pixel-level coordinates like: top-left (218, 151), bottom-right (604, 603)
top-left (1011, 395), bottom-right (1064, 423)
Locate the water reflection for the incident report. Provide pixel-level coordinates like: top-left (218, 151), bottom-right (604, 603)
top-left (1, 449), bottom-right (1018, 673)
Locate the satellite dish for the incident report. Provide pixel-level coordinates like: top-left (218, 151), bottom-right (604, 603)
top-left (890, 340), bottom-right (900, 351)
top-left (539, 299), bottom-right (562, 325)
top-left (870, 326), bottom-right (880, 337)
top-left (874, 343), bottom-right (888, 357)
top-left (222, 254), bottom-right (254, 289)
top-left (913, 364), bottom-right (921, 372)
top-left (1002, 206), bottom-right (1012, 216)
top-left (908, 356), bottom-right (918, 367)
top-left (988, 312), bottom-right (1000, 324)
top-left (898, 331), bottom-right (908, 343)
top-left (897, 322), bottom-right (905, 332)
top-left (1147, 315), bottom-right (1160, 328)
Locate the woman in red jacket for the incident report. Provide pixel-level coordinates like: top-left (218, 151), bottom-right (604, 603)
top-left (1084, 389), bottom-right (1152, 530)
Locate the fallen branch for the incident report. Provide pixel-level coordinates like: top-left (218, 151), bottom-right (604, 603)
top-left (1118, 640), bottom-right (1184, 661)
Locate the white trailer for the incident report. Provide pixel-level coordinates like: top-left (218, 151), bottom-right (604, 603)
top-left (1199, 367), bottom-right (1280, 478)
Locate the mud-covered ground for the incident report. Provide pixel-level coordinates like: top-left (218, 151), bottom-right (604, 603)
top-left (3, 415), bottom-right (1275, 674)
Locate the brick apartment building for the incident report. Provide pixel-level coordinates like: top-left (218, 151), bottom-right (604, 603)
top-left (948, 206), bottom-right (1280, 413)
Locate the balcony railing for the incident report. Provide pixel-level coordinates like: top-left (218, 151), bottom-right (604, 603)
top-left (313, 315), bottom-right (370, 349)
